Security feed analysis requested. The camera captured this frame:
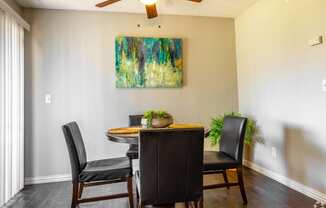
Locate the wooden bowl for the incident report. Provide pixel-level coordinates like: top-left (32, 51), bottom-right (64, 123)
top-left (151, 116), bottom-right (174, 128)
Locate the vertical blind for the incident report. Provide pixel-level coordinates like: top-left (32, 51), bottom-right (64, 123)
top-left (0, 9), bottom-right (24, 206)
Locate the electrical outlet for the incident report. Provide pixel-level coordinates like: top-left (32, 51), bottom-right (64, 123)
top-left (271, 147), bottom-right (277, 159)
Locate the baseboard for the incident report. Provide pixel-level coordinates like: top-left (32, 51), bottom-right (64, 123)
top-left (24, 174), bottom-right (71, 185)
top-left (244, 160), bottom-right (326, 204)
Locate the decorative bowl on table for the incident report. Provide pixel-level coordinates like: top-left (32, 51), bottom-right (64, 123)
top-left (151, 115), bottom-right (174, 128)
top-left (143, 110), bottom-right (174, 128)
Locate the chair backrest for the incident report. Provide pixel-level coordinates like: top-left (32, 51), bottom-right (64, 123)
top-left (129, 114), bottom-right (143, 126)
top-left (62, 122), bottom-right (87, 182)
top-left (139, 128), bottom-right (204, 205)
top-left (219, 116), bottom-right (247, 162)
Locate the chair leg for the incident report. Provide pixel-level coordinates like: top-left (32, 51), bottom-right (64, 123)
top-left (127, 176), bottom-right (134, 208)
top-left (78, 182), bottom-right (84, 199)
top-left (222, 170), bottom-right (230, 189)
top-left (129, 158), bottom-right (134, 175)
top-left (136, 182), bottom-right (140, 207)
top-left (136, 188), bottom-right (139, 202)
top-left (237, 167), bottom-right (248, 204)
top-left (138, 201), bottom-right (144, 208)
top-left (198, 197), bottom-right (203, 208)
top-left (71, 182), bottom-right (79, 208)
top-left (194, 201), bottom-right (198, 208)
top-left (194, 197), bottom-right (204, 208)
top-left (186, 202), bottom-right (192, 208)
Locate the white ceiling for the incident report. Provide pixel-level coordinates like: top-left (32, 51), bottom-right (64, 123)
top-left (16, 0), bottom-right (259, 18)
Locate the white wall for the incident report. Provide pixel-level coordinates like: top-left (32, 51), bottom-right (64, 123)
top-left (236, 0), bottom-right (326, 197)
top-left (24, 9), bottom-right (239, 179)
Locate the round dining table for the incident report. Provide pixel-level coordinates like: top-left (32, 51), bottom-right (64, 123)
top-left (106, 132), bottom-right (139, 145)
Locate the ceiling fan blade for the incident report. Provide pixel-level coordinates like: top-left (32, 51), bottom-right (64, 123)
top-left (187, 0), bottom-right (202, 2)
top-left (96, 0), bottom-right (121, 8)
top-left (145, 4), bottom-right (158, 19)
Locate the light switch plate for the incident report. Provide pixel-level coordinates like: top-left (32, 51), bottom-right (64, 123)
top-left (309, 36), bottom-right (323, 46)
top-left (45, 94), bottom-right (51, 104)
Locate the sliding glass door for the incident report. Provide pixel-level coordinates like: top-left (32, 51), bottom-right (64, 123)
top-left (0, 9), bottom-right (24, 206)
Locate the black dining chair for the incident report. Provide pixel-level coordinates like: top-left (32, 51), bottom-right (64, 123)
top-left (129, 114), bottom-right (143, 127)
top-left (136, 128), bottom-right (204, 208)
top-left (126, 115), bottom-right (143, 165)
top-left (203, 116), bottom-right (248, 204)
top-left (62, 122), bottom-right (134, 208)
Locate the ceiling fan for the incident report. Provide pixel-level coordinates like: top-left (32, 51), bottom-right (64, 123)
top-left (96, 0), bottom-right (202, 19)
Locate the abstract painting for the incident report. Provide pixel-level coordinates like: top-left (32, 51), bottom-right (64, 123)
top-left (115, 36), bottom-right (183, 88)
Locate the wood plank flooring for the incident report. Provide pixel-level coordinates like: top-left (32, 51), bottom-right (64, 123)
top-left (3, 168), bottom-right (316, 208)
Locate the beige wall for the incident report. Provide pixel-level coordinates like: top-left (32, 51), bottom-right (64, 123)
top-left (236, 0), bottom-right (326, 195)
top-left (24, 9), bottom-right (239, 178)
top-left (4, 0), bottom-right (23, 15)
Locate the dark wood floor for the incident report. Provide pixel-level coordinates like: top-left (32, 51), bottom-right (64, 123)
top-left (3, 168), bottom-right (316, 208)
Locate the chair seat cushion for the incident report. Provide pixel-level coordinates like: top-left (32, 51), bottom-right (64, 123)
top-left (79, 157), bottom-right (131, 182)
top-left (203, 151), bottom-right (240, 171)
top-left (126, 144), bottom-right (139, 159)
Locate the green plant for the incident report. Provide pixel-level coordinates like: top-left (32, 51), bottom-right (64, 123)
top-left (209, 112), bottom-right (256, 145)
top-left (156, 110), bottom-right (169, 118)
top-left (143, 110), bottom-right (169, 127)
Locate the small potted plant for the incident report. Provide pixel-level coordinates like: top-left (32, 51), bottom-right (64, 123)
top-left (209, 112), bottom-right (256, 146)
top-left (143, 110), bottom-right (173, 128)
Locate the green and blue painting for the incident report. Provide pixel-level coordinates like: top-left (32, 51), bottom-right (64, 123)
top-left (115, 36), bottom-right (183, 88)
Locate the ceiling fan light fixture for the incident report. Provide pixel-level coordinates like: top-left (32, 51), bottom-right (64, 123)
top-left (139, 0), bottom-right (158, 5)
top-left (96, 0), bottom-right (201, 19)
